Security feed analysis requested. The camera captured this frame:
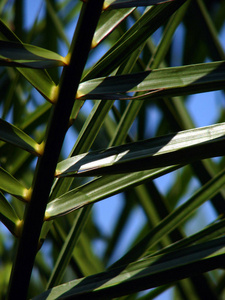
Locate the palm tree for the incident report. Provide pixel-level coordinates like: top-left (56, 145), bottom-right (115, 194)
top-left (0, 0), bottom-right (225, 299)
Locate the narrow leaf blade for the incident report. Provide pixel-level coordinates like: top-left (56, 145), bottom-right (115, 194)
top-left (0, 40), bottom-right (66, 69)
top-left (55, 122), bottom-right (225, 177)
top-left (0, 19), bottom-right (57, 102)
top-left (46, 166), bottom-right (178, 220)
top-left (92, 8), bottom-right (135, 47)
top-left (104, 0), bottom-right (174, 9)
top-left (0, 119), bottom-right (42, 155)
top-left (33, 238), bottom-right (225, 300)
top-left (0, 192), bottom-right (21, 236)
top-left (78, 61), bottom-right (225, 100)
top-left (0, 167), bottom-right (30, 202)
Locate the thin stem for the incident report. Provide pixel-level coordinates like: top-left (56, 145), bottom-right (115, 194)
top-left (7, 1), bottom-right (104, 299)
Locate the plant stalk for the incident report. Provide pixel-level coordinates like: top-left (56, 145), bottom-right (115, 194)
top-left (7, 1), bottom-right (104, 299)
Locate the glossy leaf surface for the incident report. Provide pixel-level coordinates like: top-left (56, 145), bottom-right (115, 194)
top-left (0, 192), bottom-right (21, 236)
top-left (0, 167), bottom-right (30, 201)
top-left (0, 40), bottom-right (66, 69)
top-left (34, 238), bottom-right (225, 299)
top-left (78, 61), bottom-right (225, 100)
top-left (0, 119), bottom-right (42, 155)
top-left (104, 0), bottom-right (173, 9)
top-left (56, 122), bottom-right (225, 177)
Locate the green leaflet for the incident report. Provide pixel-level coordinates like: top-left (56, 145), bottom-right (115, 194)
top-left (45, 166), bottom-right (178, 220)
top-left (0, 119), bottom-right (42, 155)
top-left (77, 61), bottom-right (225, 100)
top-left (92, 8), bottom-right (135, 47)
top-left (84, 0), bottom-right (186, 80)
top-left (152, 217), bottom-right (225, 257)
top-left (0, 192), bottom-right (21, 236)
top-left (0, 19), bottom-right (57, 102)
top-left (104, 0), bottom-right (172, 9)
top-left (0, 40), bottom-right (66, 69)
top-left (44, 166), bottom-right (225, 298)
top-left (0, 167), bottom-right (30, 202)
top-left (109, 167), bottom-right (225, 268)
top-left (55, 122), bottom-right (225, 177)
top-left (33, 237), bottom-right (225, 300)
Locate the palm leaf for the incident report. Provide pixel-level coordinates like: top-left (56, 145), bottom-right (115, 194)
top-left (0, 40), bottom-right (66, 69)
top-left (34, 238), bottom-right (225, 299)
top-left (104, 0), bottom-right (174, 9)
top-left (0, 167), bottom-right (30, 201)
top-left (0, 19), bottom-right (57, 102)
top-left (55, 122), bottom-right (225, 177)
top-left (78, 61), bottom-right (225, 100)
top-left (0, 192), bottom-right (21, 236)
top-left (0, 119), bottom-right (42, 155)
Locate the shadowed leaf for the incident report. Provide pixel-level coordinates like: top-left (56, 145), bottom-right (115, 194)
top-left (0, 19), bottom-right (57, 102)
top-left (0, 192), bottom-right (21, 236)
top-left (0, 167), bottom-right (30, 202)
top-left (33, 238), bottom-right (225, 300)
top-left (55, 122), bottom-right (225, 177)
top-left (92, 8), bottom-right (135, 47)
top-left (46, 166), bottom-right (178, 220)
top-left (78, 61), bottom-right (225, 100)
top-left (0, 119), bottom-right (42, 155)
top-left (104, 0), bottom-right (174, 9)
top-left (0, 41), bottom-right (66, 69)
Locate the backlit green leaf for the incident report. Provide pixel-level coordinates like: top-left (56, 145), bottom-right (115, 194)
top-left (0, 19), bottom-right (57, 102)
top-left (104, 0), bottom-right (173, 10)
top-left (0, 167), bottom-right (30, 202)
top-left (55, 122), bottom-right (225, 177)
top-left (78, 61), bottom-right (225, 100)
top-left (0, 40), bottom-right (66, 69)
top-left (33, 237), bottom-right (225, 300)
top-left (0, 192), bottom-right (21, 236)
top-left (92, 8), bottom-right (135, 47)
top-left (110, 167), bottom-right (225, 268)
top-left (46, 166), bottom-right (178, 220)
top-left (84, 0), bottom-right (186, 79)
top-left (0, 119), bottom-right (43, 155)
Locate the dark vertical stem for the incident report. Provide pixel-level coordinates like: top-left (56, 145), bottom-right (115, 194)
top-left (7, 1), bottom-right (104, 299)
top-left (14, 0), bottom-right (24, 39)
